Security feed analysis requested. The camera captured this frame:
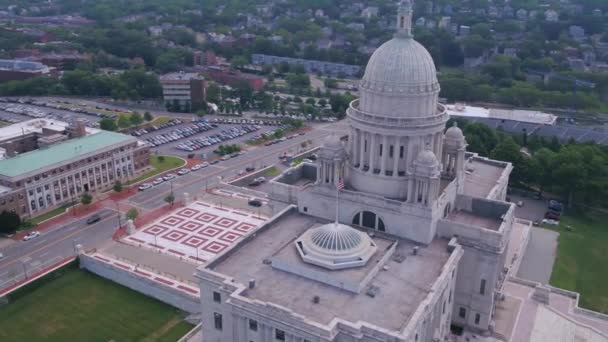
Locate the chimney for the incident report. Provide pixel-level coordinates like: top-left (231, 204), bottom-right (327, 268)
top-left (248, 279), bottom-right (256, 289)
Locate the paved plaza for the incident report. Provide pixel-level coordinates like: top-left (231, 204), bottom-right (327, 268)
top-left (124, 201), bottom-right (267, 263)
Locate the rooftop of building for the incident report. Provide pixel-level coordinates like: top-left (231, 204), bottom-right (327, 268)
top-left (0, 119), bottom-right (98, 142)
top-left (462, 156), bottom-right (510, 199)
top-left (0, 130), bottom-right (136, 178)
top-left (160, 71), bottom-right (204, 81)
top-left (446, 104), bottom-right (557, 125)
top-left (446, 209), bottom-right (502, 231)
top-left (0, 59), bottom-right (49, 72)
top-left (209, 212), bottom-right (452, 332)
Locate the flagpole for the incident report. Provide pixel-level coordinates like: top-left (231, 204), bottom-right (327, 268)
top-left (335, 182), bottom-right (339, 224)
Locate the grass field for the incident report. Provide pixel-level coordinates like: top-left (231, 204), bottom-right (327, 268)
top-left (0, 269), bottom-right (193, 341)
top-left (548, 210), bottom-right (608, 313)
top-left (128, 155), bottom-right (185, 185)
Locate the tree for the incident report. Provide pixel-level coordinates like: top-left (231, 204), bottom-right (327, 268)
top-left (324, 78), bottom-right (338, 88)
top-left (117, 115), bottom-right (131, 128)
top-left (157, 156), bottom-right (165, 163)
top-left (130, 112), bottom-right (143, 126)
top-left (143, 111), bottom-right (153, 121)
top-left (305, 98), bottom-right (316, 105)
top-left (164, 193), bottom-right (175, 207)
top-left (126, 208), bottom-right (139, 221)
top-left (80, 192), bottom-right (93, 206)
top-left (0, 210), bottom-right (21, 234)
top-left (113, 181), bottom-right (123, 193)
top-left (99, 118), bottom-right (117, 131)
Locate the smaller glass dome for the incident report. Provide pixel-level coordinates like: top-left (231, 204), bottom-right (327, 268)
top-left (295, 223), bottom-right (378, 270)
top-left (445, 122), bottom-right (465, 141)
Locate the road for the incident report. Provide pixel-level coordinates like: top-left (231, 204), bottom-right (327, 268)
top-left (0, 208), bottom-right (118, 289)
top-left (0, 121), bottom-right (348, 289)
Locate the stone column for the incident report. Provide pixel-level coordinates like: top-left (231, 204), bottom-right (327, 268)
top-left (359, 131), bottom-right (366, 170)
top-left (380, 135), bottom-right (388, 175)
top-left (353, 129), bottom-right (359, 165)
top-left (393, 136), bottom-right (400, 177)
top-left (369, 133), bottom-right (376, 173)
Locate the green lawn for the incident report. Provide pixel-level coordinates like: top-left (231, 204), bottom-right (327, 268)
top-left (548, 210), bottom-right (608, 313)
top-left (29, 206), bottom-right (67, 225)
top-left (263, 167), bottom-right (280, 177)
top-left (0, 268), bottom-right (193, 342)
top-left (128, 155), bottom-right (185, 185)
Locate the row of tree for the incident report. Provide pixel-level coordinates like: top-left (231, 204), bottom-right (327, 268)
top-left (0, 69), bottom-right (162, 100)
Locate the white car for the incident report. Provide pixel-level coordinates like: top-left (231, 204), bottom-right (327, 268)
top-left (23, 231), bottom-right (40, 241)
top-left (152, 178), bottom-right (164, 185)
top-left (191, 164), bottom-right (203, 171)
top-left (177, 168), bottom-right (190, 175)
top-left (138, 183), bottom-right (152, 191)
top-left (163, 173), bottom-right (176, 181)
top-left (200, 162), bottom-right (209, 168)
top-left (254, 177), bottom-right (266, 183)
top-left (541, 219), bottom-right (559, 226)
top-left (0, 252), bottom-right (4, 259)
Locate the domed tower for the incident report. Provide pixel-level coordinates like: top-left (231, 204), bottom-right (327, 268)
top-left (318, 134), bottom-right (347, 188)
top-left (346, 0), bottom-right (448, 200)
top-left (442, 122), bottom-right (467, 181)
top-left (409, 145), bottom-right (441, 206)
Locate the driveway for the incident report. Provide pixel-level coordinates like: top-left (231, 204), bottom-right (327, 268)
top-left (516, 227), bottom-right (559, 284)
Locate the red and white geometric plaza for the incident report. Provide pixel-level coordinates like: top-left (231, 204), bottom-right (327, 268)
top-left (125, 201), bottom-right (267, 263)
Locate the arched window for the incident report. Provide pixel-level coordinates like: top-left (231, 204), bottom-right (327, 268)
top-left (352, 211), bottom-right (385, 231)
top-left (30, 200), bottom-right (36, 210)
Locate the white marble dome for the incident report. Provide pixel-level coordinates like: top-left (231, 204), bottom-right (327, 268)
top-left (295, 223), bottom-right (377, 270)
top-left (361, 38), bottom-right (438, 91)
top-left (322, 134), bottom-right (343, 149)
top-left (415, 149), bottom-right (439, 167)
top-left (357, 8), bottom-right (440, 119)
top-left (445, 122), bottom-right (465, 141)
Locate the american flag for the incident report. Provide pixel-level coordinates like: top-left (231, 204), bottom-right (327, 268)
top-left (337, 178), bottom-right (344, 190)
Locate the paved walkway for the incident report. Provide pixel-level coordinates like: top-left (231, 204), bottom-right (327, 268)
top-left (100, 241), bottom-right (198, 283)
top-left (500, 281), bottom-right (608, 341)
top-left (516, 227), bottom-right (559, 284)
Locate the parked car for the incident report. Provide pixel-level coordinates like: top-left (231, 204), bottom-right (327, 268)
top-left (254, 177), bottom-right (266, 183)
top-left (191, 164), bottom-right (203, 171)
top-left (249, 180), bottom-right (262, 187)
top-left (548, 200), bottom-right (563, 212)
top-left (23, 231), bottom-right (40, 241)
top-left (248, 199), bottom-right (263, 207)
top-left (541, 219), bottom-right (559, 226)
top-left (177, 168), bottom-right (190, 175)
top-left (163, 173), bottom-right (176, 181)
top-left (138, 183), bottom-right (152, 191)
top-left (544, 211), bottom-right (561, 220)
top-left (86, 214), bottom-right (101, 224)
top-left (245, 167), bottom-right (255, 172)
top-left (152, 178), bottom-right (164, 185)
top-left (0, 252), bottom-right (4, 259)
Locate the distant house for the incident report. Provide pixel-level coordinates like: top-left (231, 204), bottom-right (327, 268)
top-left (361, 6), bottom-right (379, 19)
top-left (516, 9), bottom-right (528, 20)
top-left (438, 17), bottom-right (451, 29)
top-left (569, 26), bottom-right (586, 40)
top-left (545, 9), bottom-right (558, 22)
top-left (251, 54), bottom-right (361, 77)
top-left (416, 17), bottom-right (426, 27)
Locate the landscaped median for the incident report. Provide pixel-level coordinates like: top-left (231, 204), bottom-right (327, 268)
top-left (0, 261), bottom-right (193, 341)
top-left (127, 155), bottom-right (186, 186)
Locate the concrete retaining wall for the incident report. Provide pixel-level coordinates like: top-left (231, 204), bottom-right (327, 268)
top-left (80, 254), bottom-right (200, 313)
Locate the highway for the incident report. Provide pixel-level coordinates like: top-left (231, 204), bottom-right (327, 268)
top-left (0, 121), bottom-right (347, 289)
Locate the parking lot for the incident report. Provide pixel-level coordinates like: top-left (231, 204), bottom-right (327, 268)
top-left (0, 98), bottom-right (111, 128)
top-left (145, 118), bottom-right (297, 159)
